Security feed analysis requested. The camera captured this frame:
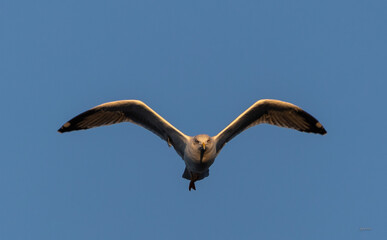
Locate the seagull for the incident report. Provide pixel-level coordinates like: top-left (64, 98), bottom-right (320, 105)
top-left (58, 99), bottom-right (326, 191)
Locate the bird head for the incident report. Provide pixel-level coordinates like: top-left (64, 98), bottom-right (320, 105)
top-left (192, 134), bottom-right (213, 163)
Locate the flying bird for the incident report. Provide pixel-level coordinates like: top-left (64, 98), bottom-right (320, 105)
top-left (58, 99), bottom-right (326, 191)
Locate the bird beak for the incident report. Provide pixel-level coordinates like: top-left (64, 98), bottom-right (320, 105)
top-left (200, 143), bottom-right (206, 163)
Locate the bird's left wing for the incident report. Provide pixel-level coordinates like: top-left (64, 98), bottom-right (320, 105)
top-left (214, 99), bottom-right (327, 152)
top-left (58, 100), bottom-right (189, 157)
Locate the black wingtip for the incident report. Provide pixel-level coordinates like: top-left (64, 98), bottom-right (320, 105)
top-left (297, 110), bottom-right (327, 135)
top-left (301, 121), bottom-right (327, 135)
top-left (318, 129), bottom-right (327, 135)
top-left (58, 122), bottom-right (72, 133)
top-left (314, 122), bottom-right (327, 135)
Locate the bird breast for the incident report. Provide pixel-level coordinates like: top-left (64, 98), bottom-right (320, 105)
top-left (183, 146), bottom-right (216, 173)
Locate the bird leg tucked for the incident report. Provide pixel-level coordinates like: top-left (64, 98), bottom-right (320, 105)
top-left (189, 172), bottom-right (199, 191)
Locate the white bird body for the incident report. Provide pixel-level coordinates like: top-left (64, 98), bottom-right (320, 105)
top-left (58, 99), bottom-right (327, 191)
top-left (180, 135), bottom-right (217, 189)
top-left (184, 137), bottom-right (215, 171)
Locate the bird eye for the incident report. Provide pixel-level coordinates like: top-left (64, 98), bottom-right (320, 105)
top-left (207, 139), bottom-right (210, 143)
top-left (194, 139), bottom-right (199, 143)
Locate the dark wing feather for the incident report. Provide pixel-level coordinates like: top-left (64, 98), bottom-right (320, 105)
top-left (214, 99), bottom-right (327, 152)
top-left (58, 100), bottom-right (188, 157)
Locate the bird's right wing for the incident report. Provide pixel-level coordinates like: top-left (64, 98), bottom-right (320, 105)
top-left (214, 99), bottom-right (327, 152)
top-left (58, 100), bottom-right (189, 158)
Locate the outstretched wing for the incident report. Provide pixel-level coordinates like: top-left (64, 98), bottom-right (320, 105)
top-left (58, 100), bottom-right (188, 157)
top-left (214, 99), bottom-right (327, 152)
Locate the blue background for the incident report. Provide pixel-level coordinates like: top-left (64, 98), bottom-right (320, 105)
top-left (1, 0), bottom-right (386, 239)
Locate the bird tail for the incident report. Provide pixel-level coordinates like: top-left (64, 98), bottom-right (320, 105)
top-left (182, 168), bottom-right (209, 181)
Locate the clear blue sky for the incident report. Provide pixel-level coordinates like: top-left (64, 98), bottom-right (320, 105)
top-left (1, 0), bottom-right (386, 239)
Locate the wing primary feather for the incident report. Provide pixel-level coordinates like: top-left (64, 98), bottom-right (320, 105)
top-left (58, 100), bottom-right (189, 158)
top-left (214, 99), bottom-right (327, 152)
